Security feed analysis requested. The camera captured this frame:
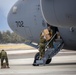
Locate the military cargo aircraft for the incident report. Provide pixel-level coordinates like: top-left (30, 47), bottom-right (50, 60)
top-left (7, 0), bottom-right (76, 65)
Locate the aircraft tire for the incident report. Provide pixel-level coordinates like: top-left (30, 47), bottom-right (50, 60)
top-left (33, 52), bottom-right (40, 66)
top-left (35, 52), bottom-right (40, 60)
top-left (46, 58), bottom-right (52, 64)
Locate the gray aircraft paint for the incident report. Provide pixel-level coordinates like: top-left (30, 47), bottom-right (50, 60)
top-left (58, 27), bottom-right (76, 50)
top-left (40, 0), bottom-right (76, 27)
top-left (8, 0), bottom-right (76, 50)
top-left (7, 0), bottom-right (47, 43)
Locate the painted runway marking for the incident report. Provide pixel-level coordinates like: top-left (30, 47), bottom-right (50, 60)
top-left (6, 49), bottom-right (76, 55)
top-left (6, 49), bottom-right (38, 54)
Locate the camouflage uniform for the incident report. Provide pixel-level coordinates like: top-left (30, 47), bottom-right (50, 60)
top-left (39, 33), bottom-right (46, 59)
top-left (47, 29), bottom-right (53, 48)
top-left (43, 28), bottom-right (53, 48)
top-left (1, 50), bottom-right (9, 68)
top-left (39, 26), bottom-right (53, 59)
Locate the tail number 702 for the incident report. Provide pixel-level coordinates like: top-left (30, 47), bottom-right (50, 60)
top-left (15, 21), bottom-right (24, 27)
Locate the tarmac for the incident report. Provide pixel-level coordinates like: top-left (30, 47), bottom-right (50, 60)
top-left (0, 49), bottom-right (76, 75)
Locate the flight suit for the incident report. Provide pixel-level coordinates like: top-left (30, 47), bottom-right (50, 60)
top-left (1, 50), bottom-right (9, 68)
top-left (39, 33), bottom-right (46, 59)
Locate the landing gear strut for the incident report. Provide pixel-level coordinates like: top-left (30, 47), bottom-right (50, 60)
top-left (33, 38), bottom-right (64, 66)
top-left (33, 52), bottom-right (52, 66)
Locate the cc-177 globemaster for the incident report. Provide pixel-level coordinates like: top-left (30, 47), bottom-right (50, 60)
top-left (7, 0), bottom-right (76, 65)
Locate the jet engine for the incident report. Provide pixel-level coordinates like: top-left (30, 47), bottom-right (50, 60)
top-left (40, 0), bottom-right (76, 27)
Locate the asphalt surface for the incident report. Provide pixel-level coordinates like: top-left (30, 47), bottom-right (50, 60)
top-left (0, 49), bottom-right (76, 75)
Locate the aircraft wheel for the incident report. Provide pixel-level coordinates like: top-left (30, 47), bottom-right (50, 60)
top-left (33, 52), bottom-right (40, 66)
top-left (46, 58), bottom-right (52, 64)
top-left (35, 52), bottom-right (40, 60)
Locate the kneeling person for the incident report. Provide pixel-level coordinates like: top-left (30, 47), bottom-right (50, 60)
top-left (1, 50), bottom-right (9, 68)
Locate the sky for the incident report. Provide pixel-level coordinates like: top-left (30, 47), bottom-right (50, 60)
top-left (0, 0), bottom-right (18, 32)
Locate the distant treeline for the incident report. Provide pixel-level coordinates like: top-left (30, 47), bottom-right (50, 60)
top-left (0, 30), bottom-right (26, 43)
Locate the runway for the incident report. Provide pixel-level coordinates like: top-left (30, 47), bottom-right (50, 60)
top-left (0, 49), bottom-right (76, 75)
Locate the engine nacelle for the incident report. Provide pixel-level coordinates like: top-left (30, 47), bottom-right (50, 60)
top-left (40, 0), bottom-right (76, 27)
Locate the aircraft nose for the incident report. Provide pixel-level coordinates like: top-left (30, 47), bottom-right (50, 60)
top-left (7, 3), bottom-right (19, 32)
